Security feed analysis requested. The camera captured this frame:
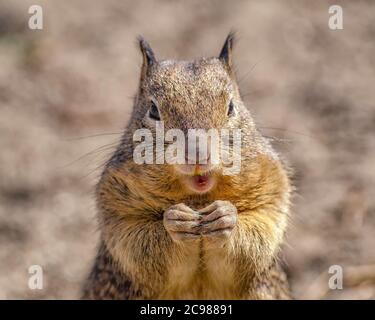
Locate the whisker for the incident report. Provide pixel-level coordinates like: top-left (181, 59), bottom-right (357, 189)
top-left (237, 60), bottom-right (262, 85)
top-left (65, 132), bottom-right (123, 141)
top-left (258, 126), bottom-right (317, 140)
top-left (77, 158), bottom-right (109, 182)
top-left (240, 87), bottom-right (270, 99)
top-left (263, 135), bottom-right (295, 143)
top-left (60, 141), bottom-right (120, 169)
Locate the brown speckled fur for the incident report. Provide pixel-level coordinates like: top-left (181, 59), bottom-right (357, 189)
top-left (82, 34), bottom-right (292, 300)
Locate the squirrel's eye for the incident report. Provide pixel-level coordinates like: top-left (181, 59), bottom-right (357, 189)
top-left (227, 100), bottom-right (235, 117)
top-left (149, 101), bottom-right (161, 121)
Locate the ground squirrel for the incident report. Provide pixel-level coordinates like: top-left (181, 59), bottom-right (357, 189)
top-left (82, 33), bottom-right (292, 300)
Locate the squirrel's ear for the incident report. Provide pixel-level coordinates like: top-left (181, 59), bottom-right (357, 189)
top-left (138, 36), bottom-right (156, 75)
top-left (219, 32), bottom-right (235, 69)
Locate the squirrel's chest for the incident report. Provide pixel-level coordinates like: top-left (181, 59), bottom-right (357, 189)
top-left (159, 240), bottom-right (237, 299)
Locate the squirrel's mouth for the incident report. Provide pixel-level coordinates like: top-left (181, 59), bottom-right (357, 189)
top-left (181, 167), bottom-right (216, 194)
top-left (186, 173), bottom-right (215, 193)
top-left (174, 164), bottom-right (216, 193)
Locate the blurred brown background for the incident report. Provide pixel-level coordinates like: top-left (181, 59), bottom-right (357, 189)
top-left (0, 0), bottom-right (374, 299)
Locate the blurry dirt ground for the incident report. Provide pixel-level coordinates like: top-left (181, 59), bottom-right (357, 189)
top-left (0, 0), bottom-right (374, 299)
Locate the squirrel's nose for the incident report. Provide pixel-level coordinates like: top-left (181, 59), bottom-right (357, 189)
top-left (185, 140), bottom-right (211, 164)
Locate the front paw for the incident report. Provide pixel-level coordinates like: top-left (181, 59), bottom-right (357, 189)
top-left (163, 203), bottom-right (201, 244)
top-left (199, 200), bottom-right (237, 246)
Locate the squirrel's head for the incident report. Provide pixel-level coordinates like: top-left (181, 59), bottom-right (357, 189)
top-left (131, 33), bottom-right (257, 195)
